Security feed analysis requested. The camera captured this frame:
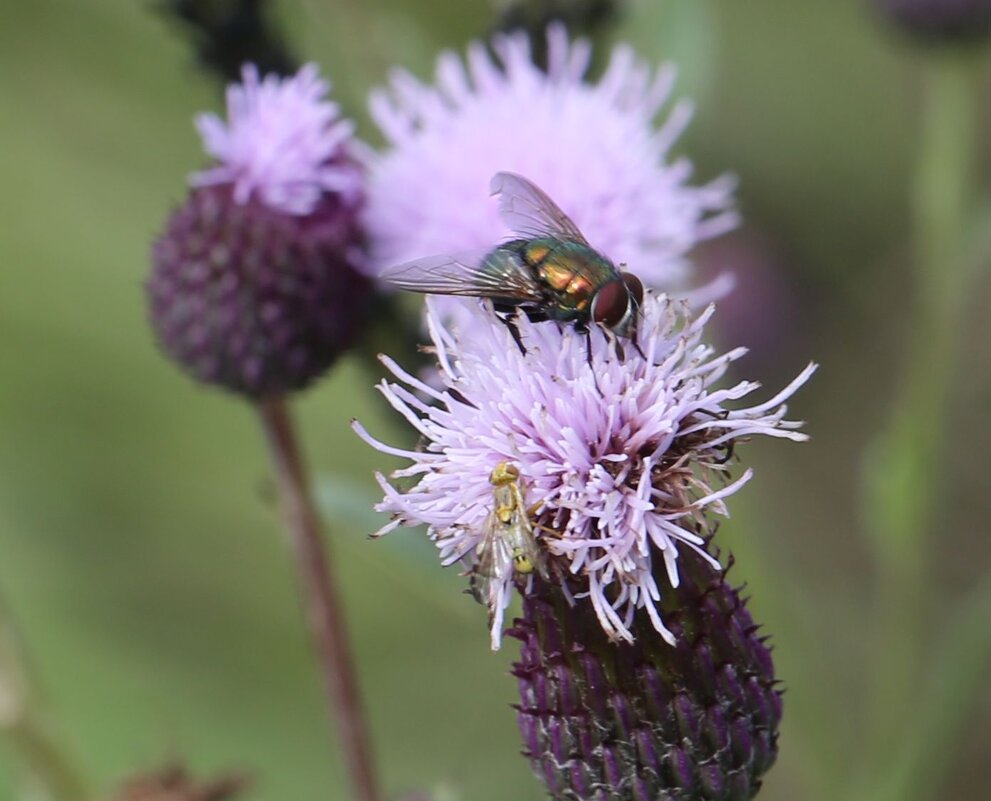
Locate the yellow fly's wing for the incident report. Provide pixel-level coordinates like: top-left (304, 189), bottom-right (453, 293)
top-left (469, 510), bottom-right (515, 613)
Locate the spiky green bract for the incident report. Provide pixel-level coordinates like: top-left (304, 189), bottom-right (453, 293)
top-left (510, 547), bottom-right (780, 801)
top-left (148, 183), bottom-right (371, 398)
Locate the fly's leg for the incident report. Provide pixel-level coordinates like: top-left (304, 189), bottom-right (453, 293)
top-left (687, 407), bottom-right (735, 464)
top-left (492, 303), bottom-right (529, 356)
top-left (496, 312), bottom-right (527, 355)
top-left (579, 325), bottom-right (604, 397)
top-left (613, 331), bottom-right (627, 362)
top-left (506, 317), bottom-right (527, 355)
top-left (533, 522), bottom-right (562, 538)
top-left (630, 324), bottom-right (646, 361)
top-left (522, 500), bottom-right (557, 537)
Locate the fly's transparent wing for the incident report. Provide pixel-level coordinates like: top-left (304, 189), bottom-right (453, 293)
top-left (380, 250), bottom-right (544, 302)
top-left (469, 512), bottom-right (515, 611)
top-left (490, 171), bottom-right (590, 245)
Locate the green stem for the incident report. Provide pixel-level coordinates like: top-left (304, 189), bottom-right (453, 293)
top-left (0, 596), bottom-right (91, 801)
top-left (860, 49), bottom-right (982, 784)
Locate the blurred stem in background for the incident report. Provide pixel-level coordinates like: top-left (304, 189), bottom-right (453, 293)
top-left (859, 45), bottom-right (987, 800)
top-left (257, 399), bottom-right (381, 801)
top-left (157, 0), bottom-right (298, 82)
top-left (0, 594), bottom-right (92, 801)
top-left (489, 0), bottom-right (619, 68)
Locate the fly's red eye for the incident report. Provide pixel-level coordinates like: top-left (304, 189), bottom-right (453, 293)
top-left (621, 272), bottom-right (643, 306)
top-left (591, 280), bottom-right (630, 329)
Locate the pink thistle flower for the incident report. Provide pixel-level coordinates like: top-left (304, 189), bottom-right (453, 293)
top-left (354, 295), bottom-right (815, 648)
top-left (191, 63), bottom-right (363, 216)
top-left (363, 25), bottom-right (736, 291)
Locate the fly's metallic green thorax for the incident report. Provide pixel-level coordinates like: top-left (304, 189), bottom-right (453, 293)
top-left (482, 237), bottom-right (621, 321)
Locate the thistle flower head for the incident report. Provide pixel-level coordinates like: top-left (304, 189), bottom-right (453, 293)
top-left (192, 63), bottom-right (362, 216)
top-left (363, 26), bottom-right (736, 291)
top-left (355, 295), bottom-right (815, 648)
top-left (148, 63), bottom-right (371, 399)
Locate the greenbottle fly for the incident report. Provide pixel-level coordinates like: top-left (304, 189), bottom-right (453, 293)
top-left (381, 172), bottom-right (644, 349)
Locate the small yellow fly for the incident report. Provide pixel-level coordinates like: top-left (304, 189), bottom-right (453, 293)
top-left (469, 461), bottom-right (546, 617)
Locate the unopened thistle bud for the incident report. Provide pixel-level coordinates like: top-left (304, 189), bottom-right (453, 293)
top-left (148, 63), bottom-right (372, 399)
top-left (512, 548), bottom-right (779, 801)
top-left (871, 0), bottom-right (991, 42)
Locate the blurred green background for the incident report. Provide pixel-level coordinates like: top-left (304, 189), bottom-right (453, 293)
top-left (1, 0), bottom-right (989, 800)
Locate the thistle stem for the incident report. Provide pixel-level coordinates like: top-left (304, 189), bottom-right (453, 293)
top-left (861, 48), bottom-right (982, 783)
top-left (257, 398), bottom-right (380, 801)
top-left (0, 596), bottom-right (91, 801)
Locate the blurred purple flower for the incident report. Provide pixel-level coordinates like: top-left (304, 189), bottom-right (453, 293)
top-left (354, 294), bottom-right (815, 648)
top-left (363, 25), bottom-right (736, 291)
top-left (192, 63), bottom-right (363, 216)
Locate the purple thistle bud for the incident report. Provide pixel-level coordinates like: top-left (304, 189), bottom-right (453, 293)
top-left (510, 547), bottom-right (781, 801)
top-left (148, 64), bottom-right (372, 398)
top-left (871, 0), bottom-right (991, 41)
